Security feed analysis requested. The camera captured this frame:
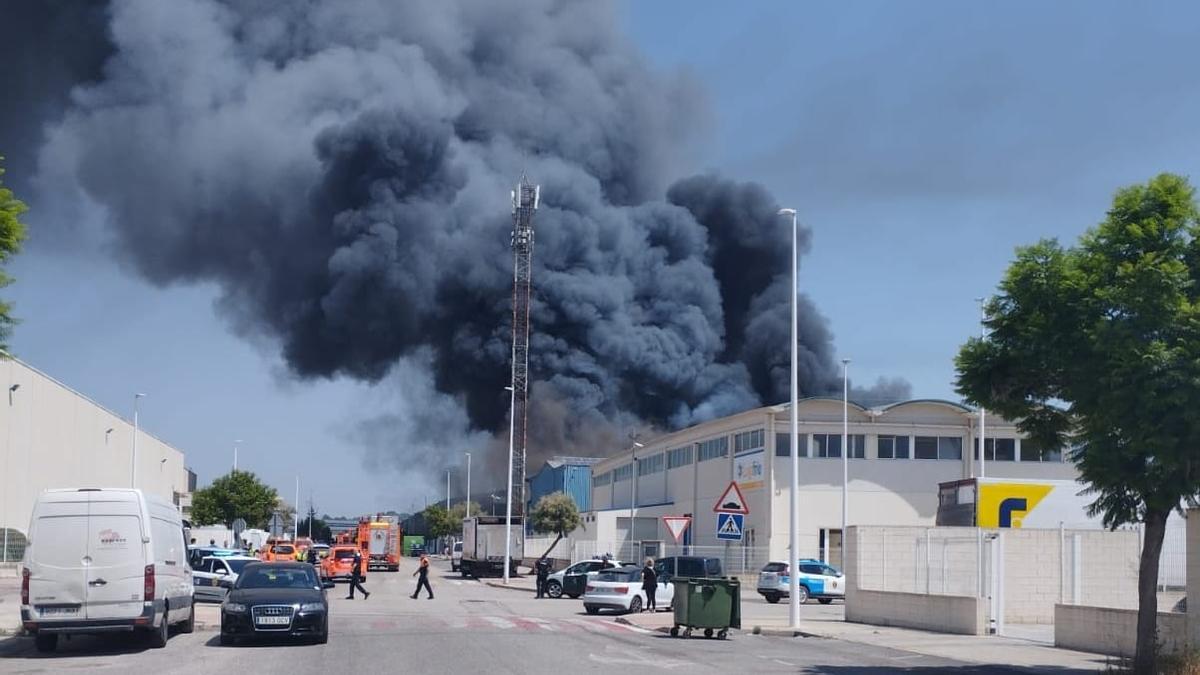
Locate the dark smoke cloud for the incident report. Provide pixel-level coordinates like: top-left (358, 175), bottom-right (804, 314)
top-left (4, 0), bottom-right (908, 489)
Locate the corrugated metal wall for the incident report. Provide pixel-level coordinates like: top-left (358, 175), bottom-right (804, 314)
top-left (562, 465), bottom-right (592, 512)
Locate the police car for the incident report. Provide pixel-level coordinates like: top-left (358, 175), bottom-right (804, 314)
top-left (756, 559), bottom-right (844, 604)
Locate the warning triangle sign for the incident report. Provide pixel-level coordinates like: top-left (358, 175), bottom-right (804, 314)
top-left (718, 514), bottom-right (742, 537)
top-left (712, 480), bottom-right (749, 514)
top-left (662, 516), bottom-right (692, 543)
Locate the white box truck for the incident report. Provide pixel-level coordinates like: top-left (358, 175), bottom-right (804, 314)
top-left (20, 488), bottom-right (196, 652)
top-left (459, 516), bottom-right (523, 578)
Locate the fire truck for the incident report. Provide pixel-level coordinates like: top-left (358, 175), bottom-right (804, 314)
top-left (333, 516), bottom-right (402, 571)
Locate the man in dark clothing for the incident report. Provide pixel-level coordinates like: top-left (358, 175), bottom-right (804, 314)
top-left (535, 558), bottom-right (550, 598)
top-left (346, 550), bottom-right (370, 600)
top-left (641, 559), bottom-right (658, 612)
top-left (411, 554), bottom-right (434, 599)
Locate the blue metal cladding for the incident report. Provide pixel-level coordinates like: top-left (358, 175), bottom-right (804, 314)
top-left (562, 465), bottom-right (592, 513)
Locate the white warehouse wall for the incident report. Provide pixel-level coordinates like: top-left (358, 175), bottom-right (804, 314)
top-left (1, 357), bottom-right (188, 545)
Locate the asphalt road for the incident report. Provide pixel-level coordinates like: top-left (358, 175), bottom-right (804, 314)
top-left (0, 561), bottom-right (1055, 674)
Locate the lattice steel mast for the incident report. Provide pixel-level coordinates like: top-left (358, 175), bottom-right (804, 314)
top-left (509, 177), bottom-right (538, 517)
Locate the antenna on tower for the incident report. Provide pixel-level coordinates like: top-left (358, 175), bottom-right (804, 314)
top-left (509, 175), bottom-right (538, 518)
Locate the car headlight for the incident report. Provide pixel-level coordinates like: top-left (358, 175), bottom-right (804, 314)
top-left (223, 602), bottom-right (247, 613)
top-left (299, 603), bottom-right (325, 613)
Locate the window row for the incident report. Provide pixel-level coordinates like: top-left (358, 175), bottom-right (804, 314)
top-left (613, 463), bottom-right (633, 482)
top-left (734, 428), bottom-right (765, 453)
top-left (698, 437), bottom-right (729, 462)
top-left (637, 453), bottom-right (664, 476)
top-left (667, 446), bottom-right (694, 469)
top-left (772, 432), bottom-right (1061, 461)
top-left (592, 471), bottom-right (612, 487)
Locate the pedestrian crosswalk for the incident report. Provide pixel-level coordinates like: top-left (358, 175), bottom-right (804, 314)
top-left (351, 614), bottom-right (654, 636)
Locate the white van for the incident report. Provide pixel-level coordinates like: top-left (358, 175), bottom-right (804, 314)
top-left (20, 488), bottom-right (195, 652)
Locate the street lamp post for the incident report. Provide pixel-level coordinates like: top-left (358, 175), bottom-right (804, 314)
top-left (504, 385), bottom-right (515, 584)
top-left (975, 297), bottom-right (987, 478)
top-left (629, 441), bottom-right (645, 559)
top-left (778, 207), bottom-right (801, 629)
top-left (465, 453), bottom-right (472, 518)
top-left (131, 393), bottom-right (146, 488)
top-left (234, 439), bottom-right (243, 472)
top-left (842, 358), bottom-right (850, 563)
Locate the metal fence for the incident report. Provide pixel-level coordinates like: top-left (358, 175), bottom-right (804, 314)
top-left (1, 528), bottom-right (27, 564)
top-left (855, 527), bottom-right (983, 597)
top-left (570, 537), bottom-right (824, 578)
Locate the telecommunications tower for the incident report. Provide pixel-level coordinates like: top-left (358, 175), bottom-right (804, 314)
top-left (509, 176), bottom-right (539, 517)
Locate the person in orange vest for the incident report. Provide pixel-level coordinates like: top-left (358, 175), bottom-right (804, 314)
top-left (410, 554), bottom-right (433, 599)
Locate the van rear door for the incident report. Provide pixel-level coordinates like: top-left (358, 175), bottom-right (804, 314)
top-left (27, 496), bottom-right (90, 620)
top-left (85, 496), bottom-right (146, 620)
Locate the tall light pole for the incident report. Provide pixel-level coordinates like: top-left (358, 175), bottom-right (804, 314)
top-left (131, 393), bottom-right (146, 489)
top-left (975, 297), bottom-right (987, 478)
top-left (233, 439), bottom-right (243, 472)
top-left (504, 385), bottom-right (515, 584)
top-left (465, 452), bottom-right (472, 518)
top-left (841, 358), bottom-right (850, 563)
top-left (446, 469), bottom-right (451, 511)
top-left (629, 440), bottom-right (645, 558)
top-left (293, 476), bottom-right (300, 541)
top-left (778, 207), bottom-right (801, 629)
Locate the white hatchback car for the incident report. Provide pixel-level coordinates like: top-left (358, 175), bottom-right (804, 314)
top-left (546, 558), bottom-right (624, 599)
top-left (582, 565), bottom-right (674, 614)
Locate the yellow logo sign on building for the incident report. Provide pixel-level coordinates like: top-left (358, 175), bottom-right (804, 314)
top-left (977, 482), bottom-right (1054, 528)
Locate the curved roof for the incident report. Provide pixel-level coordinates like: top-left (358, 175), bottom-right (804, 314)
top-left (792, 396), bottom-right (873, 414)
top-left (877, 399), bottom-right (974, 414)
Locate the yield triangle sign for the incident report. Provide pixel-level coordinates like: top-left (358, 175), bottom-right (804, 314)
top-left (662, 516), bottom-right (692, 543)
top-left (713, 480), bottom-right (749, 514)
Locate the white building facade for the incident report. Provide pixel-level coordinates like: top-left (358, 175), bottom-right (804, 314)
top-left (1, 356), bottom-right (190, 562)
top-left (584, 398), bottom-right (1077, 567)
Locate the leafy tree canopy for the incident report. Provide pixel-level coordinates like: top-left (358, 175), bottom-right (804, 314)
top-left (956, 173), bottom-right (1200, 673)
top-left (0, 156), bottom-right (29, 351)
top-left (191, 470), bottom-right (279, 529)
top-left (530, 492), bottom-right (582, 560)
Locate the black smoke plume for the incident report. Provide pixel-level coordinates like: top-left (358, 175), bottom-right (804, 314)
top-left (2, 0), bottom-right (908, 489)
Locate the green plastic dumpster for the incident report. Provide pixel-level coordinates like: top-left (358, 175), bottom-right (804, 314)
top-left (669, 577), bottom-right (741, 639)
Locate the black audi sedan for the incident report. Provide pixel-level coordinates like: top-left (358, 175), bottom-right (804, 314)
top-left (219, 562), bottom-right (333, 645)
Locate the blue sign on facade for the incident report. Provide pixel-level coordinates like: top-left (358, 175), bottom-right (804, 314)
top-left (716, 512), bottom-right (744, 541)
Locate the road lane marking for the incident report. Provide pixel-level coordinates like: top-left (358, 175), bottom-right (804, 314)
top-left (482, 616), bottom-right (514, 629)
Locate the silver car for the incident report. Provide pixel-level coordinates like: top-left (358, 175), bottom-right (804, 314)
top-left (193, 556), bottom-right (257, 602)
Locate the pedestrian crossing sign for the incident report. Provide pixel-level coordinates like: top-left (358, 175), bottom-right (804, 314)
top-left (716, 513), bottom-right (744, 541)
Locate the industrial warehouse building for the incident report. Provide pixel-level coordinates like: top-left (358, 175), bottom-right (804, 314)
top-left (578, 398), bottom-right (1077, 568)
top-left (0, 356), bottom-right (191, 563)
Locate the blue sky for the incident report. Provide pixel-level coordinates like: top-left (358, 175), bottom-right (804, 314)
top-left (7, 1), bottom-right (1200, 514)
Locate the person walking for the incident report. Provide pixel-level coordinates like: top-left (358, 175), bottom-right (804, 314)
top-left (411, 553), bottom-right (434, 599)
top-left (535, 557), bottom-right (550, 599)
top-left (346, 550), bottom-right (370, 600)
top-left (641, 558), bottom-right (658, 612)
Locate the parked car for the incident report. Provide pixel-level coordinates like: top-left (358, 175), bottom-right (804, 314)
top-left (188, 546), bottom-right (243, 569)
top-left (450, 541), bottom-right (463, 572)
top-left (193, 555), bottom-right (258, 602)
top-left (219, 562), bottom-right (333, 645)
top-left (409, 543), bottom-right (426, 557)
top-left (546, 558), bottom-right (624, 599)
top-left (260, 542), bottom-right (297, 562)
top-left (320, 545), bottom-right (367, 582)
top-left (757, 559), bottom-right (844, 604)
top-left (20, 488), bottom-right (195, 652)
top-left (654, 556), bottom-right (722, 578)
top-left (582, 565), bottom-right (675, 615)
top-left (310, 544), bottom-right (331, 560)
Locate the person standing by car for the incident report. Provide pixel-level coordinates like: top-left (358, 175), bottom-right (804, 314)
top-left (642, 558), bottom-right (658, 612)
top-left (535, 557), bottom-right (550, 598)
top-left (346, 550), bottom-right (370, 600)
top-left (411, 553), bottom-right (434, 599)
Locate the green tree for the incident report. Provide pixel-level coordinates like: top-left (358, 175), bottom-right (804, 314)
top-left (297, 516), bottom-right (332, 542)
top-left (449, 501), bottom-right (481, 521)
top-left (955, 173), bottom-right (1200, 674)
top-left (191, 470), bottom-right (279, 529)
top-left (529, 492), bottom-right (581, 560)
top-left (0, 156), bottom-right (29, 352)
top-left (423, 504), bottom-right (457, 539)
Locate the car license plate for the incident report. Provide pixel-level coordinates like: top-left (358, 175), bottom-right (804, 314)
top-left (255, 616), bottom-right (290, 626)
top-left (39, 607), bottom-right (79, 617)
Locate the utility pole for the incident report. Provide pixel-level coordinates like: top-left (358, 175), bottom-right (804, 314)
top-left (131, 393), bottom-right (146, 489)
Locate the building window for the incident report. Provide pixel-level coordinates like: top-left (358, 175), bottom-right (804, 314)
top-left (812, 433), bottom-right (865, 458)
top-left (1020, 438), bottom-right (1064, 462)
top-left (775, 433), bottom-right (808, 457)
top-left (698, 437), bottom-right (729, 462)
top-left (877, 435), bottom-right (910, 459)
top-left (974, 438), bottom-right (1016, 462)
top-left (637, 453), bottom-right (664, 476)
top-left (592, 472), bottom-right (611, 488)
top-left (915, 436), bottom-right (962, 460)
top-left (667, 446), bottom-right (693, 469)
top-left (734, 429), bottom-right (765, 453)
top-left (613, 464), bottom-right (633, 482)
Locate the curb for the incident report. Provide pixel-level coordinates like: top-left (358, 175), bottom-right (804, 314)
top-left (483, 581), bottom-right (535, 593)
top-left (614, 616), bottom-right (671, 634)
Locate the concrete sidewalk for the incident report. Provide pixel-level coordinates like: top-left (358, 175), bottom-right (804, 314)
top-left (617, 610), bottom-right (1118, 672)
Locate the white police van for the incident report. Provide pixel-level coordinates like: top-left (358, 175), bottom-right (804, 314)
top-left (756, 559), bottom-right (844, 604)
